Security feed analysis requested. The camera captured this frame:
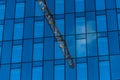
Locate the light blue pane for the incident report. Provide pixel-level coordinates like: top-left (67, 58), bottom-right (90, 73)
top-left (55, 0), bottom-right (64, 14)
top-left (76, 0), bottom-right (84, 12)
top-left (99, 61), bottom-right (110, 80)
top-left (10, 69), bottom-right (20, 80)
top-left (97, 15), bottom-right (107, 32)
top-left (0, 5), bottom-right (5, 20)
top-left (12, 45), bottom-right (22, 63)
top-left (96, 0), bottom-right (105, 10)
top-left (33, 43), bottom-right (43, 61)
top-left (14, 23), bottom-right (23, 40)
top-left (0, 25), bottom-right (3, 41)
top-left (116, 0), bottom-right (120, 8)
top-left (76, 39), bottom-right (86, 57)
top-left (76, 17), bottom-right (85, 34)
top-left (15, 3), bottom-right (24, 18)
top-left (77, 63), bottom-right (87, 80)
top-left (34, 21), bottom-right (43, 38)
top-left (98, 37), bottom-right (108, 55)
top-left (36, 2), bottom-right (43, 16)
top-left (118, 14), bottom-right (120, 30)
top-left (56, 19), bottom-right (64, 35)
top-left (55, 42), bottom-right (64, 59)
top-left (32, 67), bottom-right (42, 80)
top-left (55, 65), bottom-right (64, 80)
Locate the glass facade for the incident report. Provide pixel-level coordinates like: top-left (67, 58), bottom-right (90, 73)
top-left (0, 0), bottom-right (120, 80)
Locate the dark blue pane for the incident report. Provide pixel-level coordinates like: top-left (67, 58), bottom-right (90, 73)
top-left (12, 45), bottom-right (22, 63)
top-left (96, 0), bottom-right (105, 10)
top-left (15, 3), bottom-right (24, 18)
top-left (76, 0), bottom-right (84, 12)
top-left (77, 63), bottom-right (87, 80)
top-left (99, 61), bottom-right (110, 80)
top-left (34, 21), bottom-right (43, 38)
top-left (97, 15), bottom-right (107, 32)
top-left (118, 14), bottom-right (120, 30)
top-left (10, 69), bottom-right (20, 80)
top-left (76, 39), bottom-right (86, 57)
top-left (14, 23), bottom-right (23, 40)
top-left (98, 37), bottom-right (108, 55)
top-left (33, 43), bottom-right (43, 61)
top-left (0, 5), bottom-right (5, 20)
top-left (55, 0), bottom-right (64, 14)
top-left (76, 17), bottom-right (85, 34)
top-left (32, 67), bottom-right (42, 80)
top-left (110, 55), bottom-right (120, 80)
top-left (55, 65), bottom-right (64, 80)
top-left (0, 25), bottom-right (3, 41)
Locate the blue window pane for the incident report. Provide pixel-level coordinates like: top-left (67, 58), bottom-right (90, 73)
top-left (35, 2), bottom-right (43, 16)
top-left (76, 0), bottom-right (84, 12)
top-left (76, 17), bottom-right (85, 34)
top-left (99, 61), bottom-right (110, 80)
top-left (15, 3), bottom-right (24, 18)
top-left (98, 37), bottom-right (108, 55)
top-left (14, 23), bottom-right (23, 40)
top-left (55, 0), bottom-right (64, 14)
top-left (96, 0), bottom-right (105, 10)
top-left (55, 42), bottom-right (64, 59)
top-left (33, 43), bottom-right (43, 61)
top-left (76, 39), bottom-right (86, 57)
top-left (32, 67), bottom-right (42, 80)
top-left (12, 45), bottom-right (22, 63)
top-left (97, 15), bottom-right (107, 32)
top-left (34, 21), bottom-right (43, 38)
top-left (77, 63), bottom-right (87, 80)
top-left (0, 47), bottom-right (1, 58)
top-left (56, 19), bottom-right (64, 35)
top-left (0, 5), bottom-right (5, 20)
top-left (116, 0), bottom-right (120, 8)
top-left (0, 25), bottom-right (3, 41)
top-left (10, 69), bottom-right (20, 80)
top-left (55, 65), bottom-right (64, 80)
top-left (118, 14), bottom-right (120, 30)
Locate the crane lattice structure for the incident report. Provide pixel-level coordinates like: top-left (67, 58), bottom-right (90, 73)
top-left (38, 0), bottom-right (74, 68)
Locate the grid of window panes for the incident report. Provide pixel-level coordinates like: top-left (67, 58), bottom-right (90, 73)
top-left (0, 0), bottom-right (120, 80)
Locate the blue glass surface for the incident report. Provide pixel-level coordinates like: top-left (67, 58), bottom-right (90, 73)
top-left (98, 37), bottom-right (108, 55)
top-left (32, 67), bottom-right (42, 80)
top-left (96, 0), bottom-right (105, 10)
top-left (55, 0), bottom-right (64, 14)
top-left (76, 39), bottom-right (86, 57)
top-left (14, 23), bottom-right (23, 40)
top-left (55, 65), bottom-right (64, 80)
top-left (35, 2), bottom-right (43, 16)
top-left (0, 5), bottom-right (5, 20)
top-left (116, 0), bottom-right (120, 8)
top-left (97, 15), bottom-right (107, 32)
top-left (77, 63), bottom-right (87, 80)
top-left (76, 0), bottom-right (84, 12)
top-left (33, 43), bottom-right (43, 61)
top-left (76, 17), bottom-right (85, 34)
top-left (15, 3), bottom-right (24, 18)
top-left (10, 69), bottom-right (20, 80)
top-left (99, 61), bottom-right (110, 80)
top-left (0, 25), bottom-right (3, 41)
top-left (34, 21), bottom-right (44, 38)
top-left (118, 14), bottom-right (120, 30)
top-left (12, 45), bottom-right (22, 63)
top-left (56, 19), bottom-right (64, 35)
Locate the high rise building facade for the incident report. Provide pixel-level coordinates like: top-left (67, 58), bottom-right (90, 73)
top-left (0, 0), bottom-right (120, 80)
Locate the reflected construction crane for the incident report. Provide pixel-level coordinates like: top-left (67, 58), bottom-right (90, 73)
top-left (38, 0), bottom-right (74, 68)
